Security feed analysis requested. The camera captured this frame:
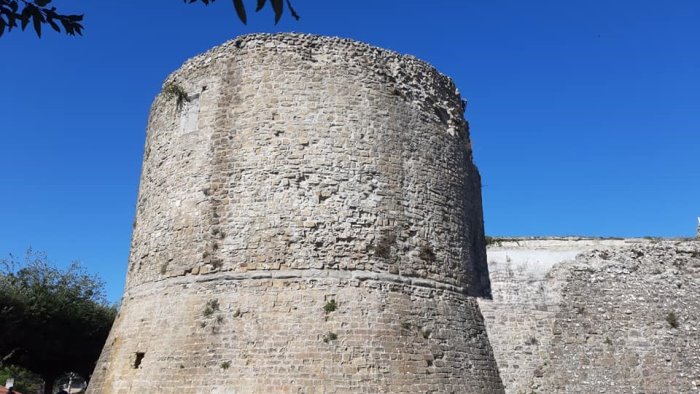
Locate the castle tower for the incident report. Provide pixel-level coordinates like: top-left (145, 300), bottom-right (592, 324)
top-left (88, 34), bottom-right (503, 393)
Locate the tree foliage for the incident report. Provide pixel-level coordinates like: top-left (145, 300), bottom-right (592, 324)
top-left (0, 0), bottom-right (298, 38)
top-left (0, 249), bottom-right (117, 394)
top-left (0, 364), bottom-right (43, 394)
top-left (0, 0), bottom-right (83, 38)
top-left (188, 0), bottom-right (299, 25)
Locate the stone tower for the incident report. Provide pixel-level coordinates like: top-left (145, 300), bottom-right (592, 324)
top-left (88, 33), bottom-right (503, 393)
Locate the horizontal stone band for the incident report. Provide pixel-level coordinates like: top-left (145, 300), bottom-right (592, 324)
top-left (125, 268), bottom-right (467, 297)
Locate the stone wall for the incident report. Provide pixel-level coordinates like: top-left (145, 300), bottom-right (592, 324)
top-left (479, 238), bottom-right (700, 394)
top-left (88, 33), bottom-right (503, 393)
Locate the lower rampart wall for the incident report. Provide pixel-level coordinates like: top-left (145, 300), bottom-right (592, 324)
top-left (480, 238), bottom-right (700, 394)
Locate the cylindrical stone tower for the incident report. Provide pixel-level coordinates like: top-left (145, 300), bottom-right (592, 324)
top-left (88, 33), bottom-right (502, 393)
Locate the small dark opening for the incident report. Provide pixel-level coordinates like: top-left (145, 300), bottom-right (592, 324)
top-left (133, 352), bottom-right (145, 369)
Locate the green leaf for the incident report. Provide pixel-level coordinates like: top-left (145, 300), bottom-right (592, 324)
top-left (232, 0), bottom-right (246, 24)
top-left (47, 17), bottom-right (59, 32)
top-left (20, 5), bottom-right (32, 30)
top-left (271, 0), bottom-right (283, 24)
top-left (5, 13), bottom-right (17, 30)
top-left (286, 0), bottom-right (299, 20)
top-left (59, 18), bottom-right (71, 34)
top-left (31, 6), bottom-right (44, 37)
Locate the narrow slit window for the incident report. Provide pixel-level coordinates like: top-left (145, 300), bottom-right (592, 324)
top-left (133, 352), bottom-right (145, 369)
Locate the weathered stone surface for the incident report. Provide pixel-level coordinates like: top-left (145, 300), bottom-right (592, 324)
top-left (88, 33), bottom-right (503, 393)
top-left (480, 238), bottom-right (700, 394)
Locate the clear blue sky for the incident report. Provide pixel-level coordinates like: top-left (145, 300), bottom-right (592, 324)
top-left (1, 0), bottom-right (698, 302)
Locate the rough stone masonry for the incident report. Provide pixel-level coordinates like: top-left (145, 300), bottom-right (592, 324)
top-left (479, 238), bottom-right (700, 394)
top-left (87, 33), bottom-right (504, 393)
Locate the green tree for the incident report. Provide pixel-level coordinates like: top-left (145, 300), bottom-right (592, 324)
top-left (0, 0), bottom-right (298, 38)
top-left (0, 364), bottom-right (43, 393)
top-left (0, 249), bottom-right (117, 394)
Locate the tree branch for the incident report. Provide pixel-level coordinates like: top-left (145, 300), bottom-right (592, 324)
top-left (0, 0), bottom-right (83, 38)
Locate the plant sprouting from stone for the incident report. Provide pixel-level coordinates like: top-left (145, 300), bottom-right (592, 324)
top-left (485, 236), bottom-right (500, 247)
top-left (374, 232), bottom-right (396, 259)
top-left (162, 82), bottom-right (189, 110)
top-left (323, 332), bottom-right (338, 343)
top-left (666, 312), bottom-right (679, 328)
top-left (419, 245), bottom-right (436, 261)
top-left (203, 299), bottom-right (220, 317)
top-left (220, 360), bottom-right (231, 370)
top-left (323, 299), bottom-right (337, 314)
